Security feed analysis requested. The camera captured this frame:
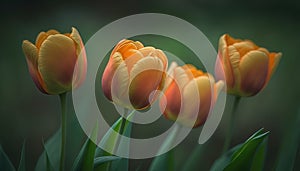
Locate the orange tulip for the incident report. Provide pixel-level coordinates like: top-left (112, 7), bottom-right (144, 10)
top-left (160, 64), bottom-right (224, 128)
top-left (102, 39), bottom-right (168, 110)
top-left (22, 27), bottom-right (87, 95)
top-left (215, 34), bottom-right (282, 96)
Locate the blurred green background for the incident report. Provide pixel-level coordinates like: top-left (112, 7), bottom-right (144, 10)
top-left (1, 0), bottom-right (300, 170)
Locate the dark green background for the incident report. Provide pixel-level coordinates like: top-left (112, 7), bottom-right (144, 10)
top-left (1, 0), bottom-right (299, 170)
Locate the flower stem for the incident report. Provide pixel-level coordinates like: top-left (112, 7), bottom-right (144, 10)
top-left (59, 93), bottom-right (67, 171)
top-left (107, 108), bottom-right (129, 171)
top-left (222, 96), bottom-right (241, 154)
top-left (114, 108), bottom-right (128, 153)
top-left (119, 108), bottom-right (128, 135)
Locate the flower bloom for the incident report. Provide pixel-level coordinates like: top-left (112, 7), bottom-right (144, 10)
top-left (160, 64), bottom-right (224, 128)
top-left (215, 34), bottom-right (282, 96)
top-left (22, 27), bottom-right (87, 95)
top-left (102, 39), bottom-right (168, 110)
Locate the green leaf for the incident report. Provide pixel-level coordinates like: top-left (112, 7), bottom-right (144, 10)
top-left (94, 117), bottom-right (122, 157)
top-left (35, 106), bottom-right (85, 171)
top-left (250, 138), bottom-right (267, 171)
top-left (110, 116), bottom-right (133, 171)
top-left (72, 122), bottom-right (98, 171)
top-left (210, 145), bottom-right (242, 171)
top-left (18, 142), bottom-right (26, 171)
top-left (35, 129), bottom-right (61, 171)
top-left (149, 124), bottom-right (180, 171)
top-left (211, 128), bottom-right (269, 171)
top-left (94, 111), bottom-right (134, 171)
top-left (275, 109), bottom-right (300, 171)
top-left (0, 145), bottom-right (16, 171)
top-left (43, 143), bottom-right (55, 171)
top-left (94, 117), bottom-right (123, 171)
top-left (93, 156), bottom-right (121, 168)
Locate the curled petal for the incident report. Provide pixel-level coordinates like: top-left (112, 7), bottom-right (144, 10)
top-left (117, 42), bottom-right (140, 59)
top-left (70, 27), bottom-right (83, 56)
top-left (266, 52), bottom-right (282, 85)
top-left (22, 40), bottom-right (48, 93)
top-left (239, 50), bottom-right (269, 96)
top-left (111, 39), bottom-right (134, 55)
top-left (70, 27), bottom-right (87, 88)
top-left (38, 34), bottom-right (77, 94)
top-left (218, 35), bottom-right (235, 89)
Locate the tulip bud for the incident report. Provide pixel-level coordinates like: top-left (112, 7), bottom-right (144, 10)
top-left (22, 27), bottom-right (87, 95)
top-left (215, 34), bottom-right (282, 96)
top-left (160, 64), bottom-right (224, 128)
top-left (102, 39), bottom-right (168, 110)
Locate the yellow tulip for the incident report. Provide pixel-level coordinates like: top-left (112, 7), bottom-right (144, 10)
top-left (160, 64), bottom-right (224, 128)
top-left (22, 27), bottom-right (87, 95)
top-left (102, 39), bottom-right (168, 110)
top-left (215, 34), bottom-right (282, 96)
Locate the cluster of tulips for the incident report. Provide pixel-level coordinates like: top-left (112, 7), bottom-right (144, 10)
top-left (19, 27), bottom-right (282, 170)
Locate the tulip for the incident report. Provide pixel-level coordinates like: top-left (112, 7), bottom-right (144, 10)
top-left (102, 39), bottom-right (168, 110)
top-left (215, 34), bottom-right (282, 96)
top-left (160, 64), bottom-right (224, 128)
top-left (22, 27), bottom-right (87, 95)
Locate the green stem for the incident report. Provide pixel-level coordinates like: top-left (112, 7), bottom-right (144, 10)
top-left (107, 108), bottom-right (129, 171)
top-left (119, 108), bottom-right (128, 136)
top-left (59, 93), bottom-right (67, 171)
top-left (222, 96), bottom-right (241, 154)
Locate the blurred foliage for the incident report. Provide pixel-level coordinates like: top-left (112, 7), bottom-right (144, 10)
top-left (0, 0), bottom-right (300, 170)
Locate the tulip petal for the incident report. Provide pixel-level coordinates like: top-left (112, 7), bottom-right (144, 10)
top-left (70, 27), bottom-right (87, 88)
top-left (139, 47), bottom-right (156, 57)
top-left (173, 67), bottom-right (190, 90)
top-left (214, 80), bottom-right (224, 101)
top-left (239, 50), bottom-right (269, 96)
top-left (110, 60), bottom-right (131, 108)
top-left (227, 45), bottom-right (241, 89)
top-left (35, 30), bottom-right (59, 49)
top-left (233, 41), bottom-right (257, 57)
top-left (102, 52), bottom-right (123, 101)
top-left (165, 62), bottom-right (178, 88)
top-left (35, 32), bottom-right (48, 49)
top-left (22, 40), bottom-right (48, 93)
top-left (153, 49), bottom-right (168, 69)
top-left (129, 57), bottom-right (164, 109)
top-left (38, 34), bottom-right (77, 94)
top-left (161, 80), bottom-right (181, 121)
top-left (133, 41), bottom-right (144, 49)
top-left (265, 52), bottom-right (282, 85)
top-left (123, 50), bottom-right (143, 72)
top-left (223, 34), bottom-right (241, 45)
top-left (181, 76), bottom-right (212, 127)
top-left (117, 42), bottom-right (140, 59)
top-left (46, 29), bottom-right (59, 35)
top-left (218, 35), bottom-right (235, 88)
top-left (70, 27), bottom-right (83, 56)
